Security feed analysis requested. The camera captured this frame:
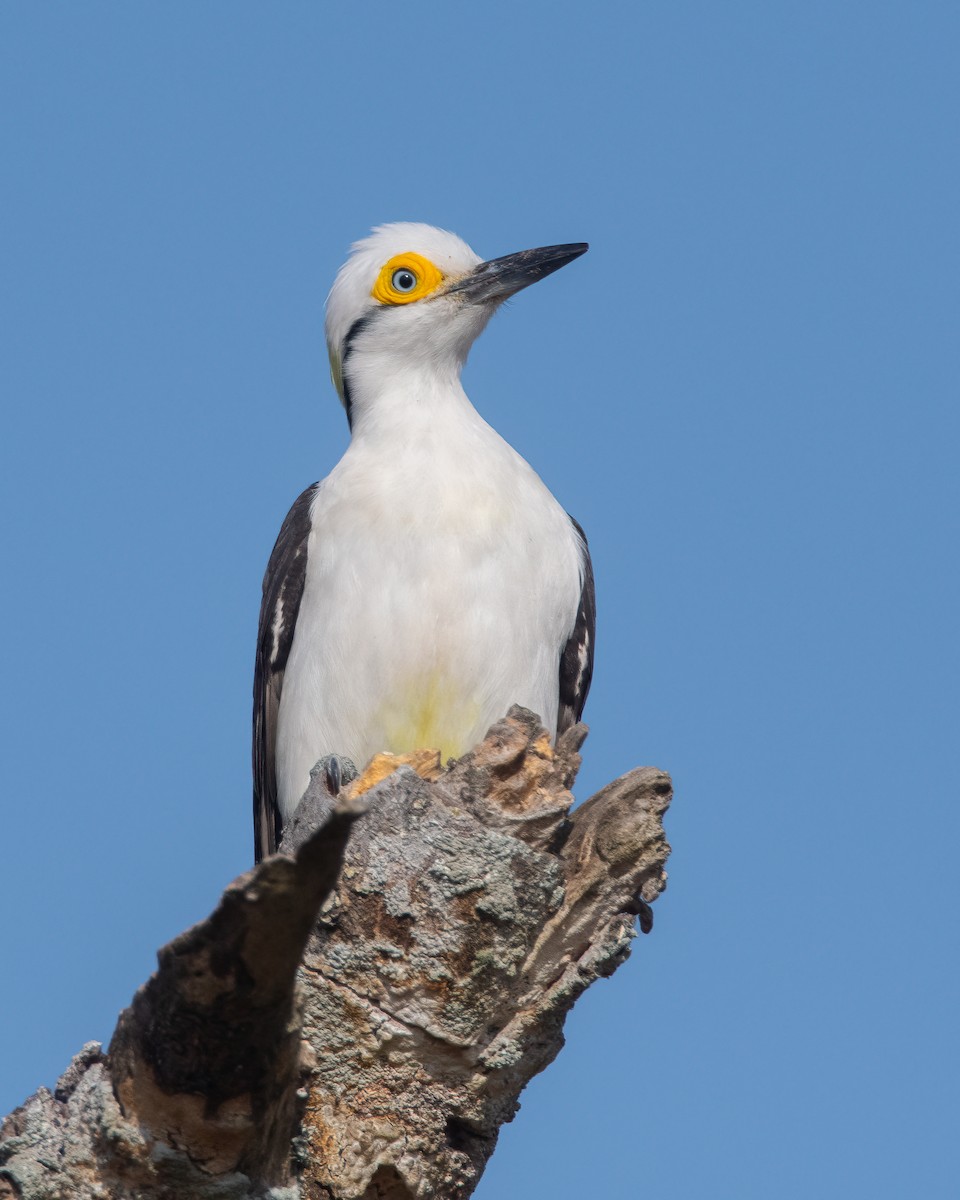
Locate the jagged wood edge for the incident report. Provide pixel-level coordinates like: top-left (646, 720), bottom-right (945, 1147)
top-left (107, 793), bottom-right (366, 1185)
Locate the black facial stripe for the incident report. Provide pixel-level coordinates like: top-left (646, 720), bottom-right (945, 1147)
top-left (340, 312), bottom-right (381, 432)
top-left (342, 312), bottom-right (378, 362)
top-left (341, 374), bottom-right (354, 431)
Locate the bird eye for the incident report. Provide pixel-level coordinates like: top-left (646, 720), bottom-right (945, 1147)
top-left (372, 253), bottom-right (444, 305)
top-left (391, 268), bottom-right (418, 293)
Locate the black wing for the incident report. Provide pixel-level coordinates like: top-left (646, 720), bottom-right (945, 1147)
top-left (253, 483), bottom-right (318, 862)
top-left (557, 515), bottom-right (596, 735)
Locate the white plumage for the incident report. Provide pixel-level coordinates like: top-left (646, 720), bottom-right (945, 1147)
top-left (253, 224), bottom-right (594, 860)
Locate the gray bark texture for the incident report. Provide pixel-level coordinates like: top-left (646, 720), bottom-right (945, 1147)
top-left (0, 708), bottom-right (671, 1200)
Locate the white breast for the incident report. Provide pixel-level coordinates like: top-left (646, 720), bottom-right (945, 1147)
top-left (275, 405), bottom-right (584, 820)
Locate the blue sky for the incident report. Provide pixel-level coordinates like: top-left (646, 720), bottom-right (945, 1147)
top-left (1, 3), bottom-right (957, 1196)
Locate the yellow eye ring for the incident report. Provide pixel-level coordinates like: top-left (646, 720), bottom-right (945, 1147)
top-left (372, 252), bottom-right (445, 305)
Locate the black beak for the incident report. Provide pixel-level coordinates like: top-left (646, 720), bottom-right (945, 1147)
top-left (446, 242), bottom-right (588, 304)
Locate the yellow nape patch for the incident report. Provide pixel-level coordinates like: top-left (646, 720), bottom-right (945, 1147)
top-left (327, 345), bottom-right (345, 402)
top-left (372, 252), bottom-right (445, 305)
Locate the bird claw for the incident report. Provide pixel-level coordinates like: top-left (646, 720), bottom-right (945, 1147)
top-left (313, 754), bottom-right (359, 796)
top-left (623, 893), bottom-right (655, 935)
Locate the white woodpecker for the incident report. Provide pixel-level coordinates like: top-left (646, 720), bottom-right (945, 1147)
top-left (253, 224), bottom-right (595, 861)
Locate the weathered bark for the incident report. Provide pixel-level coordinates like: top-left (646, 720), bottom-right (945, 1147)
top-left (0, 708), bottom-right (671, 1200)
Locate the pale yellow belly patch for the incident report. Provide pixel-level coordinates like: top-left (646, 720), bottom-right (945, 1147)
top-left (378, 673), bottom-right (482, 762)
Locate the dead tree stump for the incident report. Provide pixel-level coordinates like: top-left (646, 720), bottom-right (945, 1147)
top-left (0, 708), bottom-right (671, 1199)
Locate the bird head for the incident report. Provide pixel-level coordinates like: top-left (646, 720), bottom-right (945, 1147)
top-left (324, 223), bottom-right (587, 428)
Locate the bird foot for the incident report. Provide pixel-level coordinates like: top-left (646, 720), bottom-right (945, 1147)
top-left (625, 893), bottom-right (655, 935)
top-left (311, 754), bottom-right (359, 796)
